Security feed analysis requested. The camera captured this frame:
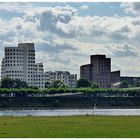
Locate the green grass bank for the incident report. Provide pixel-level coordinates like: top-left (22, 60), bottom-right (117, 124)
top-left (0, 116), bottom-right (140, 138)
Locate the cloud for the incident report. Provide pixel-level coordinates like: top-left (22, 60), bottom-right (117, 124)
top-left (0, 3), bottom-right (140, 77)
top-left (36, 8), bottom-right (140, 43)
top-left (36, 38), bottom-right (78, 53)
top-left (0, 2), bottom-right (33, 13)
top-left (109, 43), bottom-right (138, 57)
top-left (80, 5), bottom-right (89, 10)
top-left (132, 18), bottom-right (140, 25)
top-left (120, 2), bottom-right (140, 15)
top-left (4, 4), bottom-right (137, 44)
top-left (38, 6), bottom-right (77, 38)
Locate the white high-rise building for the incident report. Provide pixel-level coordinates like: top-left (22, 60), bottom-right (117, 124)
top-left (1, 43), bottom-right (45, 88)
top-left (1, 43), bottom-right (77, 88)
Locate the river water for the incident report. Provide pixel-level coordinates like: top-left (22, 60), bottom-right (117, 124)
top-left (0, 109), bottom-right (140, 116)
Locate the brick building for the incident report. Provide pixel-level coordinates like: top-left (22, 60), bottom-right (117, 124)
top-left (80, 55), bottom-right (120, 88)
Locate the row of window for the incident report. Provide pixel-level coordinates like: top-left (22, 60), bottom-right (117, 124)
top-left (5, 60), bottom-right (23, 63)
top-left (28, 79), bottom-right (44, 81)
top-left (28, 57), bottom-right (35, 59)
top-left (28, 68), bottom-right (36, 70)
top-left (39, 68), bottom-right (43, 71)
top-left (28, 53), bottom-right (35, 56)
top-left (28, 74), bottom-right (44, 77)
top-left (5, 57), bottom-right (23, 59)
top-left (6, 71), bottom-right (23, 73)
top-left (5, 53), bottom-right (23, 56)
top-left (5, 64), bottom-right (23, 66)
top-left (28, 64), bottom-right (35, 67)
top-left (28, 61), bottom-right (35, 63)
top-left (5, 49), bottom-right (24, 52)
top-left (6, 74), bottom-right (23, 77)
top-left (28, 82), bottom-right (44, 85)
top-left (48, 76), bottom-right (72, 79)
top-left (29, 50), bottom-right (35, 52)
top-left (34, 65), bottom-right (43, 67)
top-left (96, 79), bottom-right (110, 82)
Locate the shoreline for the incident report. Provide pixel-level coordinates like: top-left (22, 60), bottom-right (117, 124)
top-left (1, 106), bottom-right (140, 110)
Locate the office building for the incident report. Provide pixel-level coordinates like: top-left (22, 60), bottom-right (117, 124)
top-left (80, 55), bottom-right (120, 88)
top-left (45, 71), bottom-right (77, 88)
top-left (1, 43), bottom-right (77, 88)
top-left (1, 43), bottom-right (46, 88)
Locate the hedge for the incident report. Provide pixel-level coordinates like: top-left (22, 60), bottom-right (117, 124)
top-left (0, 87), bottom-right (140, 97)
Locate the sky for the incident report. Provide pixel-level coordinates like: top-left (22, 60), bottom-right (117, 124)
top-left (0, 2), bottom-right (140, 78)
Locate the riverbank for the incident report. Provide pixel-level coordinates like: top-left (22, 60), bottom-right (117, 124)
top-left (1, 109), bottom-right (140, 116)
top-left (1, 106), bottom-right (140, 110)
top-left (0, 115), bottom-right (140, 138)
top-left (1, 96), bottom-right (140, 108)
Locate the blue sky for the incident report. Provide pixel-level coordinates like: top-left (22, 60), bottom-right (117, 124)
top-left (0, 2), bottom-right (140, 78)
top-left (0, 2), bottom-right (125, 19)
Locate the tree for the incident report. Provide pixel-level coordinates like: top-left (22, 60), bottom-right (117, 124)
top-left (51, 80), bottom-right (68, 88)
top-left (90, 82), bottom-right (100, 88)
top-left (20, 81), bottom-right (28, 88)
top-left (45, 80), bottom-right (68, 88)
top-left (120, 80), bottom-right (129, 88)
top-left (45, 81), bottom-right (52, 88)
top-left (1, 77), bottom-right (14, 88)
top-left (1, 77), bottom-right (28, 88)
top-left (134, 81), bottom-right (140, 87)
top-left (14, 79), bottom-right (28, 88)
top-left (77, 79), bottom-right (90, 88)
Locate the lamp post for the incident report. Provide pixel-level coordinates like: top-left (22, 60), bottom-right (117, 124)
top-left (93, 103), bottom-right (97, 116)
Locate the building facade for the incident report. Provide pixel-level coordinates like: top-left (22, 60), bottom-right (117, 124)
top-left (45, 71), bottom-right (77, 88)
top-left (80, 55), bottom-right (120, 88)
top-left (120, 76), bottom-right (140, 85)
top-left (1, 43), bottom-right (77, 88)
top-left (1, 43), bottom-right (45, 88)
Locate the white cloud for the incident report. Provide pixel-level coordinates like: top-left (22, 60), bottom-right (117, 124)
top-left (0, 2), bottom-right (32, 13)
top-left (33, 6), bottom-right (140, 43)
top-left (120, 2), bottom-right (140, 15)
top-left (80, 5), bottom-right (89, 10)
top-left (0, 4), bottom-right (140, 77)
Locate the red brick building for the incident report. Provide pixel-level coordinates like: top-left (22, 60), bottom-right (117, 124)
top-left (80, 55), bottom-right (120, 88)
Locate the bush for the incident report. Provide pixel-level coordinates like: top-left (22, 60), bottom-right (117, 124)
top-left (0, 87), bottom-right (139, 97)
top-left (77, 79), bottom-right (90, 88)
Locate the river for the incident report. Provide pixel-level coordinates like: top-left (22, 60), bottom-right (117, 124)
top-left (0, 109), bottom-right (140, 116)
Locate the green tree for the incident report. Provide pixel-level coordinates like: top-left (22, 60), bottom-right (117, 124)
top-left (134, 81), bottom-right (140, 87)
top-left (1, 77), bottom-right (14, 88)
top-left (1, 77), bottom-right (28, 88)
top-left (90, 82), bottom-right (100, 88)
top-left (77, 79), bottom-right (90, 88)
top-left (120, 80), bottom-right (129, 88)
top-left (14, 79), bottom-right (28, 88)
top-left (45, 81), bottom-right (52, 88)
top-left (51, 80), bottom-right (68, 88)
top-left (45, 80), bottom-right (68, 88)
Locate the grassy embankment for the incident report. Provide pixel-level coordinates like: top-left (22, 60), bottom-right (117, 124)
top-left (0, 115), bottom-right (140, 138)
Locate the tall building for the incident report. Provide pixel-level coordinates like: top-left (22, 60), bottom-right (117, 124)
top-left (1, 43), bottom-right (77, 88)
top-left (1, 43), bottom-right (45, 88)
top-left (45, 71), bottom-right (77, 88)
top-left (80, 55), bottom-right (120, 88)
